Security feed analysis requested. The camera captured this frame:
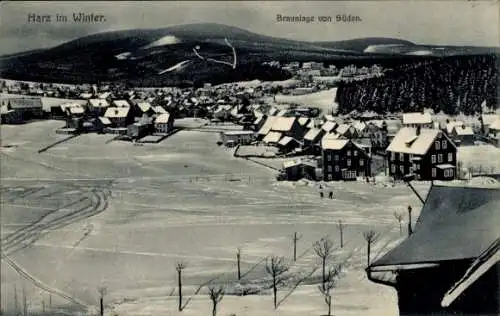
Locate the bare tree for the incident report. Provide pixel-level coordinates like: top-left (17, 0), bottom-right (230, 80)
top-left (317, 264), bottom-right (342, 316)
top-left (394, 212), bottom-right (403, 236)
top-left (337, 220), bottom-right (344, 248)
top-left (314, 238), bottom-right (335, 284)
top-left (176, 262), bottom-right (186, 311)
top-left (207, 285), bottom-right (224, 316)
top-left (236, 248), bottom-right (242, 280)
top-left (265, 256), bottom-right (289, 309)
top-left (363, 230), bottom-right (378, 267)
top-left (14, 284), bottom-right (18, 314)
top-left (97, 287), bottom-right (107, 316)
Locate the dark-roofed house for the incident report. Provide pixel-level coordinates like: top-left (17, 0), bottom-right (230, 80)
top-left (367, 184), bottom-right (500, 316)
top-left (88, 99), bottom-right (109, 117)
top-left (278, 136), bottom-right (301, 154)
top-left (270, 116), bottom-right (304, 140)
top-left (321, 138), bottom-right (371, 181)
top-left (104, 106), bottom-right (134, 132)
top-left (386, 128), bottom-right (457, 181)
top-left (335, 123), bottom-right (359, 139)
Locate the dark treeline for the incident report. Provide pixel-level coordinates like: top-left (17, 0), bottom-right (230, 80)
top-left (336, 54), bottom-right (499, 115)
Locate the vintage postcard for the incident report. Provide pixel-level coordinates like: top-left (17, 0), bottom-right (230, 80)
top-left (0, 1), bottom-right (499, 315)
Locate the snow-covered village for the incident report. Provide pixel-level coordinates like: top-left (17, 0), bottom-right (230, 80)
top-left (1, 2), bottom-right (499, 316)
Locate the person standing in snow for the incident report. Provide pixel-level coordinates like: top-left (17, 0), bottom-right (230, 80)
top-left (329, 191), bottom-right (333, 199)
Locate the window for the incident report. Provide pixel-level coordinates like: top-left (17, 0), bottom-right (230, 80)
top-left (435, 141), bottom-right (440, 150)
top-left (327, 155), bottom-right (331, 161)
top-left (432, 168), bottom-right (436, 178)
top-left (360, 159), bottom-right (364, 166)
top-left (409, 166), bottom-right (413, 173)
top-left (409, 154), bottom-right (414, 161)
top-left (438, 154), bottom-right (443, 163)
top-left (347, 159), bottom-right (351, 167)
top-left (334, 155), bottom-right (339, 161)
top-left (431, 155), bottom-right (436, 163)
top-left (328, 166), bottom-right (332, 172)
top-left (391, 152), bottom-right (395, 161)
top-left (449, 169), bottom-right (454, 177)
top-left (354, 150), bottom-right (358, 157)
top-left (391, 165), bottom-right (395, 173)
top-left (416, 163), bottom-right (420, 170)
top-left (444, 170), bottom-right (449, 177)
top-left (335, 166), bottom-right (339, 172)
top-left (400, 165), bottom-right (404, 174)
top-left (448, 153), bottom-right (453, 162)
top-left (347, 150), bottom-right (351, 156)
top-left (328, 174), bottom-right (332, 180)
top-left (442, 140), bottom-right (447, 149)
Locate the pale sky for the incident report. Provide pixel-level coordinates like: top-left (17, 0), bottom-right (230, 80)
top-left (0, 0), bottom-right (498, 55)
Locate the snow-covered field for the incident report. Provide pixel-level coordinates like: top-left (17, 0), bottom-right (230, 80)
top-left (270, 88), bottom-right (339, 114)
top-left (1, 121), bottom-right (429, 316)
top-left (458, 144), bottom-right (500, 172)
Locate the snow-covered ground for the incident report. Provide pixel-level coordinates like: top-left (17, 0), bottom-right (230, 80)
top-left (458, 144), bottom-right (500, 172)
top-left (1, 121), bottom-right (429, 316)
top-left (270, 88), bottom-right (339, 114)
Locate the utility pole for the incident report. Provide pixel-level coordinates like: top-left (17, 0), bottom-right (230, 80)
top-left (408, 205), bottom-right (413, 236)
top-left (292, 232), bottom-right (301, 262)
top-left (236, 248), bottom-right (241, 280)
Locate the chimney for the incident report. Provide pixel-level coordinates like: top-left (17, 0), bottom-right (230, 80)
top-left (416, 126), bottom-right (421, 136)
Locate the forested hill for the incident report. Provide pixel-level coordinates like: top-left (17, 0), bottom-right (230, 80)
top-left (335, 54), bottom-right (498, 115)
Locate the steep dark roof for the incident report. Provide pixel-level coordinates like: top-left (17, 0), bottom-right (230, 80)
top-left (371, 184), bottom-right (500, 267)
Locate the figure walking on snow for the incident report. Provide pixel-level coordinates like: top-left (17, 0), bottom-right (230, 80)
top-left (328, 191), bottom-right (333, 199)
top-left (320, 190), bottom-right (324, 198)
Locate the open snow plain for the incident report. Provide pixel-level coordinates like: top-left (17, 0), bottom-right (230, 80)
top-left (1, 120), bottom-right (427, 315)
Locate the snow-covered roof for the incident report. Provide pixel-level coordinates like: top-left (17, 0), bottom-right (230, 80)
top-left (223, 130), bottom-right (255, 136)
top-left (112, 100), bottom-right (130, 108)
top-left (263, 131), bottom-right (282, 143)
top-left (402, 112), bottom-right (432, 125)
top-left (353, 121), bottom-right (367, 132)
top-left (0, 104), bottom-right (13, 114)
top-left (298, 117), bottom-right (310, 126)
top-left (268, 107), bottom-right (279, 116)
top-left (386, 127), bottom-right (454, 155)
top-left (258, 116), bottom-right (277, 135)
top-left (324, 114), bottom-right (335, 122)
top-left (152, 106), bottom-right (167, 114)
top-left (336, 123), bottom-right (352, 135)
top-left (254, 115), bottom-right (265, 125)
top-left (277, 109), bottom-right (288, 117)
top-left (453, 125), bottom-right (474, 136)
top-left (321, 121), bottom-right (337, 133)
top-left (155, 113), bottom-right (172, 124)
top-left (436, 164), bottom-right (455, 169)
top-left (304, 128), bottom-right (323, 141)
top-left (321, 139), bottom-right (349, 150)
top-left (89, 99), bottom-right (109, 108)
top-left (98, 117), bottom-right (111, 125)
top-left (271, 117), bottom-right (296, 132)
top-left (278, 136), bottom-right (295, 146)
top-left (98, 92), bottom-right (111, 99)
top-left (306, 120), bottom-right (315, 129)
top-left (368, 120), bottom-right (385, 129)
top-left (283, 160), bottom-right (301, 169)
top-left (79, 93), bottom-right (92, 99)
top-left (137, 102), bottom-right (152, 112)
top-left (446, 121), bottom-right (465, 134)
top-left (68, 105), bottom-right (85, 115)
top-left (489, 117), bottom-right (500, 130)
top-left (104, 107), bottom-right (130, 118)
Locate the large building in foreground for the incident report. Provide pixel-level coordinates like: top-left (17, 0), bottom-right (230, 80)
top-left (367, 184), bottom-right (500, 316)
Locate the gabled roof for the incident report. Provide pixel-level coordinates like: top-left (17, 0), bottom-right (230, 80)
top-left (98, 117), bottom-right (111, 125)
top-left (298, 117), bottom-right (310, 127)
top-left (112, 100), bottom-right (130, 108)
top-left (271, 117), bottom-right (296, 132)
top-left (152, 106), bottom-right (167, 114)
top-left (321, 121), bottom-right (337, 133)
top-left (137, 102), bottom-right (152, 113)
top-left (277, 109), bottom-right (288, 117)
top-left (324, 114), bottom-right (335, 122)
top-left (89, 99), bottom-right (109, 108)
top-left (446, 121), bottom-right (465, 134)
top-left (402, 112), bottom-right (433, 125)
top-left (104, 106), bottom-right (130, 118)
top-left (489, 117), bottom-right (500, 130)
top-left (304, 128), bottom-right (323, 141)
top-left (353, 121), bottom-right (367, 132)
top-left (386, 127), bottom-right (455, 155)
top-left (336, 123), bottom-right (353, 135)
top-left (253, 115), bottom-right (266, 125)
top-left (263, 131), bottom-right (282, 143)
top-left (371, 184), bottom-right (500, 268)
top-left (155, 113), bottom-right (172, 124)
top-left (258, 116), bottom-right (277, 135)
top-left (278, 136), bottom-right (297, 146)
top-left (268, 107), bottom-right (279, 116)
top-left (321, 138), bottom-right (349, 150)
